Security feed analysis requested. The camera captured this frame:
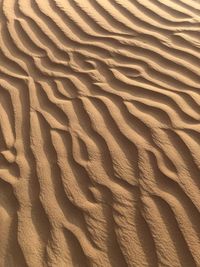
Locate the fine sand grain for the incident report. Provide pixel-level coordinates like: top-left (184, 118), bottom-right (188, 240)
top-left (0, 0), bottom-right (200, 266)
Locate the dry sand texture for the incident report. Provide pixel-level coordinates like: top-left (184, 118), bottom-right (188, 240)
top-left (0, 0), bottom-right (200, 266)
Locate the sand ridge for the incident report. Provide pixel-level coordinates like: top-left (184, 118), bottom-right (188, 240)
top-left (0, 0), bottom-right (200, 266)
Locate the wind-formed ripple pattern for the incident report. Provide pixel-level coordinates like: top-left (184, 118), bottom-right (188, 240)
top-left (0, 0), bottom-right (200, 266)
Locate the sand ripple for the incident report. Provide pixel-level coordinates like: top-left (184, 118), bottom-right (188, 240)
top-left (0, 0), bottom-right (200, 266)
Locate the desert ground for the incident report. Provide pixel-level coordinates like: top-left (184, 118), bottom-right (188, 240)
top-left (0, 0), bottom-right (200, 266)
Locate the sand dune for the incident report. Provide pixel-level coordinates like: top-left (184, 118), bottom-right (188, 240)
top-left (0, 0), bottom-right (200, 266)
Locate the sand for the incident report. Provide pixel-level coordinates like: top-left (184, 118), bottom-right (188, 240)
top-left (0, 0), bottom-right (200, 266)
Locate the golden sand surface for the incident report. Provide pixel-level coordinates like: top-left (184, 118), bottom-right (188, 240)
top-left (0, 0), bottom-right (200, 266)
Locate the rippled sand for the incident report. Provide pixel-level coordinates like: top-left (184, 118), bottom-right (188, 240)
top-left (0, 0), bottom-right (200, 266)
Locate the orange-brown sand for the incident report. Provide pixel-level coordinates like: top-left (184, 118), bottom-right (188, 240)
top-left (0, 0), bottom-right (200, 266)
